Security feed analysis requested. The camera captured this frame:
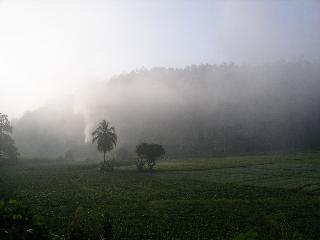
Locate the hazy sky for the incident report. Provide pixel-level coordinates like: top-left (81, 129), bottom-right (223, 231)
top-left (1, 0), bottom-right (319, 118)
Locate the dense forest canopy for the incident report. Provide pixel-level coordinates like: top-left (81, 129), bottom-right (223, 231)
top-left (12, 60), bottom-right (320, 159)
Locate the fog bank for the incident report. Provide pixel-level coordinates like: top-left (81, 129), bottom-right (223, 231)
top-left (12, 60), bottom-right (320, 159)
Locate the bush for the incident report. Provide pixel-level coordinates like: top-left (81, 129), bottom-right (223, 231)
top-left (0, 200), bottom-right (116, 240)
top-left (0, 199), bottom-right (50, 240)
top-left (234, 230), bottom-right (259, 240)
top-left (135, 143), bottom-right (165, 171)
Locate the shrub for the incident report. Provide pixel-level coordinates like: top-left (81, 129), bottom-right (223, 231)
top-left (233, 230), bottom-right (259, 240)
top-left (0, 199), bottom-right (50, 240)
top-left (135, 143), bottom-right (165, 171)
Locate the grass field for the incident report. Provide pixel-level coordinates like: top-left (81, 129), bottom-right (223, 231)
top-left (1, 152), bottom-right (320, 239)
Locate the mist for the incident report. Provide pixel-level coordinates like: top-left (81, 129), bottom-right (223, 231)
top-left (2, 1), bottom-right (320, 239)
top-left (9, 60), bottom-right (320, 159)
top-left (0, 0), bottom-right (318, 159)
top-left (1, 0), bottom-right (320, 118)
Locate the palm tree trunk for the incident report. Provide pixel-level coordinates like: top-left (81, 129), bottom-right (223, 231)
top-left (103, 151), bottom-right (106, 164)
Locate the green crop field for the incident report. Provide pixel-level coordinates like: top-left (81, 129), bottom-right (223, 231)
top-left (1, 152), bottom-right (320, 239)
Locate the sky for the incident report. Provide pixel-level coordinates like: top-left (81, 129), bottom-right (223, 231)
top-left (0, 0), bottom-right (319, 118)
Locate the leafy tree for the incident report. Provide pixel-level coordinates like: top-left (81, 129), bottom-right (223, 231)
top-left (0, 200), bottom-right (50, 240)
top-left (92, 120), bottom-right (117, 170)
top-left (0, 113), bottom-right (19, 164)
top-left (136, 143), bottom-right (165, 171)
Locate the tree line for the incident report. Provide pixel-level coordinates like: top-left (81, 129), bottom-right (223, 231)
top-left (9, 60), bottom-right (320, 159)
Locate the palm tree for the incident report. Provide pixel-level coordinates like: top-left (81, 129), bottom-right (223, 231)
top-left (92, 120), bottom-right (117, 165)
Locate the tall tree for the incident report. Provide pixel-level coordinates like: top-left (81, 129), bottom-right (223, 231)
top-left (92, 120), bottom-right (117, 165)
top-left (0, 113), bottom-right (19, 163)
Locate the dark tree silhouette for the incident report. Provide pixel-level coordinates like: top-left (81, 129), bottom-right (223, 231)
top-left (0, 113), bottom-right (19, 164)
top-left (92, 120), bottom-right (117, 170)
top-left (136, 143), bottom-right (165, 171)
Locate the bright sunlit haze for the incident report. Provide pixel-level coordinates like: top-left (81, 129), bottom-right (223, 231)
top-left (2, 1), bottom-right (320, 239)
top-left (1, 0), bottom-right (319, 118)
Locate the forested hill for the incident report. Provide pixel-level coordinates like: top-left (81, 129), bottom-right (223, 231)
top-left (13, 60), bottom-right (320, 158)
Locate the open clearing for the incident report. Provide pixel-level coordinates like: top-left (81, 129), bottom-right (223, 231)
top-left (1, 152), bottom-right (320, 239)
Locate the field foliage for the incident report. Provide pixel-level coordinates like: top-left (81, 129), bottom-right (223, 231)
top-left (1, 153), bottom-right (320, 239)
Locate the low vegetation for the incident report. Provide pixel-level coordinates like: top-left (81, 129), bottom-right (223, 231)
top-left (0, 199), bottom-right (50, 240)
top-left (1, 152), bottom-right (319, 239)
